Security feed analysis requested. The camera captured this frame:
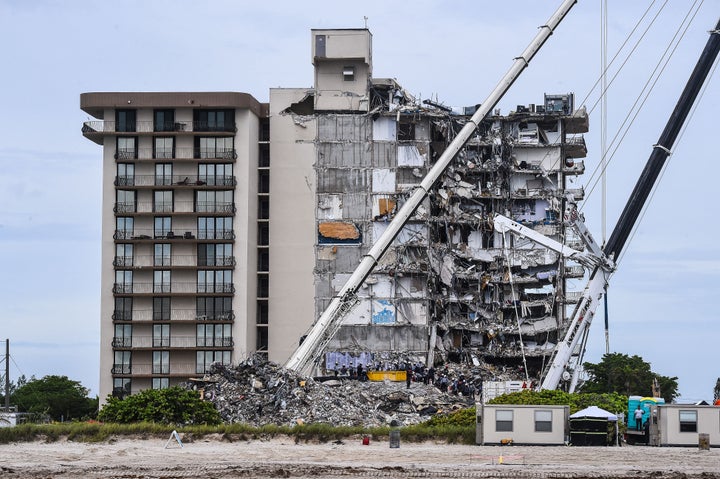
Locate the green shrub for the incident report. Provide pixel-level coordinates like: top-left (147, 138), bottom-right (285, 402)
top-left (97, 387), bottom-right (221, 425)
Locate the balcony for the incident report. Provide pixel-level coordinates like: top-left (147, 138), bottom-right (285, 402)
top-left (111, 363), bottom-right (198, 376)
top-left (113, 175), bottom-right (237, 188)
top-left (112, 337), bottom-right (132, 348)
top-left (111, 147), bottom-right (239, 161)
top-left (123, 309), bottom-right (234, 322)
top-left (112, 310), bottom-right (133, 321)
top-left (111, 336), bottom-right (233, 349)
top-left (113, 229), bottom-right (235, 241)
top-left (112, 282), bottom-right (235, 295)
top-left (113, 256), bottom-right (134, 267)
top-left (113, 201), bottom-right (236, 215)
top-left (83, 120), bottom-right (192, 135)
top-left (198, 256), bottom-right (236, 267)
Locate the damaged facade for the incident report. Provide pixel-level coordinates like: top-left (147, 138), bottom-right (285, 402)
top-left (83, 27), bottom-right (589, 402)
top-left (273, 29), bottom-right (589, 384)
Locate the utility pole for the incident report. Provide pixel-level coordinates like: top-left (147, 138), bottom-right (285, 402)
top-left (4, 339), bottom-right (9, 410)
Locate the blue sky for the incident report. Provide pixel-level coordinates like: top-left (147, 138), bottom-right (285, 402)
top-left (0, 1), bottom-right (717, 401)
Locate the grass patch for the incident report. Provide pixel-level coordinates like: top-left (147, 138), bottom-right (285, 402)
top-left (0, 415), bottom-right (477, 445)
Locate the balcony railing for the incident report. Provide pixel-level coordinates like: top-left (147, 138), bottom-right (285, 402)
top-left (124, 309), bottom-right (234, 321)
top-left (113, 201), bottom-right (236, 215)
top-left (114, 229), bottom-right (235, 241)
top-left (112, 363), bottom-right (198, 376)
top-left (112, 337), bottom-right (132, 348)
top-left (112, 336), bottom-right (233, 348)
top-left (113, 256), bottom-right (134, 267)
top-left (112, 310), bottom-right (133, 321)
top-left (113, 282), bottom-right (235, 294)
top-left (113, 175), bottom-right (237, 187)
top-left (83, 120), bottom-right (193, 134)
top-left (111, 147), bottom-right (238, 161)
top-left (198, 256), bottom-right (236, 267)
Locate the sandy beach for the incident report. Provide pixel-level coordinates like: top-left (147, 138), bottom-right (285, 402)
top-left (0, 435), bottom-right (717, 478)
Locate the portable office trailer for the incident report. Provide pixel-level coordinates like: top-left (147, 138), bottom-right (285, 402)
top-left (476, 404), bottom-right (568, 445)
top-left (648, 404), bottom-right (720, 447)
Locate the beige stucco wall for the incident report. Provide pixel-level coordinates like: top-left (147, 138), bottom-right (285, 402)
top-left (267, 88), bottom-right (317, 363)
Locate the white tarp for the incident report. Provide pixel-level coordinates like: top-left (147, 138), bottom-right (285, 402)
top-left (570, 406), bottom-right (618, 421)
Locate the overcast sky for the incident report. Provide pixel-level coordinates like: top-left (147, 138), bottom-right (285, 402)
top-left (0, 1), bottom-right (718, 402)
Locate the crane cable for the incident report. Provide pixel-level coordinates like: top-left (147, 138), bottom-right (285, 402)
top-left (616, 46), bottom-right (719, 267)
top-left (581, 0), bottom-right (704, 209)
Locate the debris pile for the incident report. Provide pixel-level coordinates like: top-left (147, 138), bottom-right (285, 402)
top-left (186, 356), bottom-right (476, 428)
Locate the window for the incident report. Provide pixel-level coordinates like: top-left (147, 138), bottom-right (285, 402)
top-left (679, 410), bottom-right (697, 432)
top-left (116, 137), bottom-right (137, 159)
top-left (115, 217), bottom-right (134, 240)
top-left (154, 243), bottom-right (171, 267)
top-left (198, 163), bottom-right (233, 186)
top-left (116, 163), bottom-right (135, 186)
top-left (153, 350), bottom-right (169, 374)
top-left (113, 324), bottom-right (132, 348)
top-left (152, 377), bottom-right (169, 389)
top-left (154, 270), bottom-right (170, 293)
top-left (259, 143), bottom-right (270, 167)
top-left (153, 190), bottom-right (173, 213)
top-left (534, 410), bottom-right (553, 432)
top-left (114, 297), bottom-right (133, 321)
top-left (195, 137), bottom-right (234, 159)
top-left (258, 196), bottom-right (269, 219)
top-left (154, 138), bottom-right (174, 159)
top-left (198, 244), bottom-right (233, 266)
top-left (256, 326), bottom-right (268, 351)
top-left (196, 324), bottom-right (232, 347)
top-left (153, 324), bottom-right (170, 348)
top-left (258, 249), bottom-right (269, 272)
top-left (154, 216), bottom-right (172, 238)
top-left (113, 351), bottom-right (131, 374)
top-left (196, 297), bottom-right (232, 320)
top-left (197, 270), bottom-right (232, 293)
top-left (342, 65), bottom-right (355, 81)
top-left (115, 244), bottom-right (134, 267)
top-left (258, 222), bottom-right (269, 245)
top-left (155, 163), bottom-right (173, 185)
top-left (113, 378), bottom-right (131, 398)
top-left (116, 109), bottom-right (136, 132)
top-left (398, 121), bottom-right (415, 141)
top-left (257, 275), bottom-right (269, 298)
top-left (197, 217), bottom-right (233, 240)
top-left (153, 297), bottom-right (171, 320)
top-left (256, 300), bottom-right (268, 325)
top-left (195, 190), bottom-right (233, 213)
top-left (115, 270), bottom-right (133, 294)
top-left (154, 109), bottom-right (175, 132)
top-left (495, 410), bottom-right (513, 432)
top-left (115, 190), bottom-right (136, 213)
top-left (196, 350), bottom-right (230, 374)
top-left (193, 109), bottom-right (234, 132)
top-left (258, 169), bottom-right (269, 193)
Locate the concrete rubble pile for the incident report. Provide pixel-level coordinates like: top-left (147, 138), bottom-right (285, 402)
top-left (187, 355), bottom-right (476, 427)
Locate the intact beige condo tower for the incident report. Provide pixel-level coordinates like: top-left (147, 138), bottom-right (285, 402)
top-left (83, 28), bottom-right (587, 401)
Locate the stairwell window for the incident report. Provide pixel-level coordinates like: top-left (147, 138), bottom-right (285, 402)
top-left (343, 66), bottom-right (355, 81)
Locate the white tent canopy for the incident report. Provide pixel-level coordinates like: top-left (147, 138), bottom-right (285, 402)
top-left (570, 406), bottom-right (618, 421)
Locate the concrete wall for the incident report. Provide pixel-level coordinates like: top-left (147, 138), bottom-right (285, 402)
top-left (267, 88), bottom-right (317, 363)
top-left (478, 404), bottom-right (568, 445)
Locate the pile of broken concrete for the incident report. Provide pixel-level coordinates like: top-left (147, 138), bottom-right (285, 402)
top-left (185, 355), bottom-right (475, 428)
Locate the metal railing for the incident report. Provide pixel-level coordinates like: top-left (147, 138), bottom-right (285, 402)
top-left (113, 282), bottom-right (235, 294)
top-left (114, 175), bottom-right (237, 187)
top-left (112, 337), bottom-right (132, 348)
top-left (113, 229), bottom-right (235, 241)
top-left (112, 363), bottom-right (198, 375)
top-left (112, 201), bottom-right (236, 215)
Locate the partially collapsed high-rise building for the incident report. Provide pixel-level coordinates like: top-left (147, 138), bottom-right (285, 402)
top-left (83, 27), bottom-right (588, 401)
